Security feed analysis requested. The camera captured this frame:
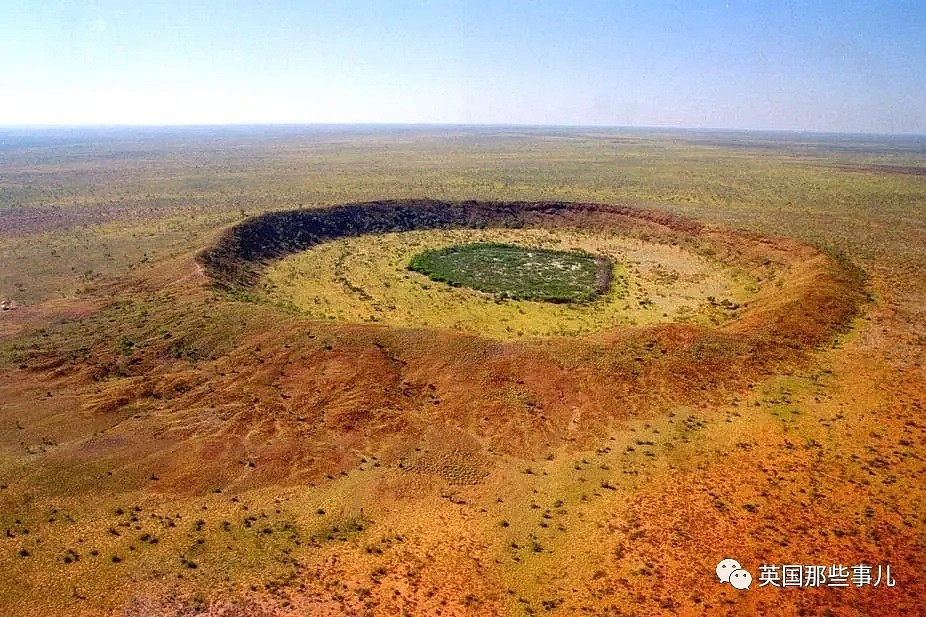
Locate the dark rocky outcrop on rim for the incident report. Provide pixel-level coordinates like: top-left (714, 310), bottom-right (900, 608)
top-left (198, 199), bottom-right (702, 290)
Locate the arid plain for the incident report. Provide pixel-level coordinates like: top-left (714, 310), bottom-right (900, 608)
top-left (1, 127), bottom-right (924, 615)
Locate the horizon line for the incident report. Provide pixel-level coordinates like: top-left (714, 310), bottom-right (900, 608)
top-left (1, 122), bottom-right (925, 138)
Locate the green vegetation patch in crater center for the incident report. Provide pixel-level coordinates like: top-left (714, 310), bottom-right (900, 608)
top-left (408, 242), bottom-right (613, 303)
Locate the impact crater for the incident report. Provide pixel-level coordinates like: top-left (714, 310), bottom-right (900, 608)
top-left (200, 199), bottom-right (863, 351)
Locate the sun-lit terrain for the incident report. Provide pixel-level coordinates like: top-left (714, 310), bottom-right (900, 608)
top-left (262, 227), bottom-right (755, 338)
top-left (0, 127), bottom-right (924, 616)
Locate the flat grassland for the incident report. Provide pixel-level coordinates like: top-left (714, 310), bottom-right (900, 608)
top-left (0, 127), bottom-right (924, 616)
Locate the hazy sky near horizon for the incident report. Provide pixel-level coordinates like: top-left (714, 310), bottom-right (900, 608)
top-left (1, 1), bottom-right (924, 132)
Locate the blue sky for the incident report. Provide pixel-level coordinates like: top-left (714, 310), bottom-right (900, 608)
top-left (1, 1), bottom-right (924, 132)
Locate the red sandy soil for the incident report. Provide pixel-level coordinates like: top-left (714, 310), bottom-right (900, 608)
top-left (1, 203), bottom-right (921, 616)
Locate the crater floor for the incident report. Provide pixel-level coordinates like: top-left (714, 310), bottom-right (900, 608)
top-left (261, 227), bottom-right (757, 339)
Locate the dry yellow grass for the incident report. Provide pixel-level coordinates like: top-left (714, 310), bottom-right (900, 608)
top-left (262, 227), bottom-right (756, 339)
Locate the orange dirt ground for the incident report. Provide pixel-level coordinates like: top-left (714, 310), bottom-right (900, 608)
top-left (0, 200), bottom-right (922, 616)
